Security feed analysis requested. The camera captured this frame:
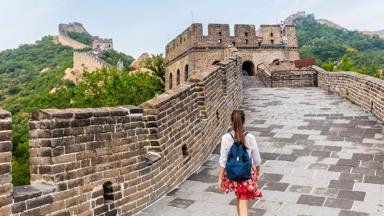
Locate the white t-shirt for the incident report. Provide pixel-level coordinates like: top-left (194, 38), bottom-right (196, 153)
top-left (219, 131), bottom-right (262, 168)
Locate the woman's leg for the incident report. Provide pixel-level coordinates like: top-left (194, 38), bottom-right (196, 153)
top-left (238, 199), bottom-right (249, 216)
top-left (236, 198), bottom-right (240, 216)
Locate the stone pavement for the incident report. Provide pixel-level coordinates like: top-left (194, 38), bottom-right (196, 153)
top-left (135, 80), bottom-right (384, 216)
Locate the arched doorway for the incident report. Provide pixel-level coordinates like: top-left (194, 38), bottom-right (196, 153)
top-left (242, 61), bottom-right (255, 76)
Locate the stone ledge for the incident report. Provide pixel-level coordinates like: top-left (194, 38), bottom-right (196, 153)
top-left (12, 183), bottom-right (55, 203)
top-left (29, 106), bottom-right (145, 121)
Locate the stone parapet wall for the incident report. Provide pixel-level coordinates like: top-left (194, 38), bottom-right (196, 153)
top-left (315, 65), bottom-right (384, 122)
top-left (73, 51), bottom-right (112, 72)
top-left (271, 70), bottom-right (317, 87)
top-left (256, 67), bottom-right (317, 88)
top-left (1, 56), bottom-right (243, 215)
top-left (0, 110), bottom-right (12, 216)
top-left (57, 34), bottom-right (89, 50)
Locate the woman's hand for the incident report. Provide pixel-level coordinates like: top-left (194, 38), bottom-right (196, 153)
top-left (254, 166), bottom-right (260, 179)
top-left (218, 179), bottom-right (225, 192)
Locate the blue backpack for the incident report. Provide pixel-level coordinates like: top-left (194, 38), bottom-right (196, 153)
top-left (226, 132), bottom-right (252, 181)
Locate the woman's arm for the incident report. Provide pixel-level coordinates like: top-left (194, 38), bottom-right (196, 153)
top-left (218, 135), bottom-right (228, 192)
top-left (251, 135), bottom-right (261, 178)
top-left (218, 166), bottom-right (225, 191)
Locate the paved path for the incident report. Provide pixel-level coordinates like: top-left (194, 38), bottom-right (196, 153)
top-left (136, 79), bottom-right (384, 216)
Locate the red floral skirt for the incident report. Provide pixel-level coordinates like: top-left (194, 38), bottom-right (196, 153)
top-left (221, 168), bottom-right (263, 200)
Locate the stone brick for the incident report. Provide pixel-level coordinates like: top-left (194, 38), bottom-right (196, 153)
top-left (337, 190), bottom-right (366, 201)
top-left (26, 195), bottom-right (53, 209)
top-left (296, 195), bottom-right (325, 206)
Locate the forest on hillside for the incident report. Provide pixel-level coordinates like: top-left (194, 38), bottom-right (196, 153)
top-left (294, 14), bottom-right (384, 78)
top-left (0, 36), bottom-right (164, 185)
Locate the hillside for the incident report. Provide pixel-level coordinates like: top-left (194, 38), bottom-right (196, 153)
top-left (0, 34), bottom-right (164, 185)
top-left (294, 14), bottom-right (384, 77)
top-left (0, 36), bottom-right (73, 111)
top-left (0, 37), bottom-right (73, 185)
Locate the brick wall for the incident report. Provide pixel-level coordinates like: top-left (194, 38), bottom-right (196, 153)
top-left (0, 110), bottom-right (12, 216)
top-left (315, 65), bottom-right (384, 122)
top-left (271, 70), bottom-right (317, 87)
top-left (57, 34), bottom-right (89, 50)
top-left (256, 64), bottom-right (317, 88)
top-left (3, 56), bottom-right (243, 215)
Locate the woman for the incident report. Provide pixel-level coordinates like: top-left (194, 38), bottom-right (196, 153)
top-left (218, 110), bottom-right (263, 216)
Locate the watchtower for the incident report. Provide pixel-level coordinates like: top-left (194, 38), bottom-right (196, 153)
top-left (165, 23), bottom-right (299, 90)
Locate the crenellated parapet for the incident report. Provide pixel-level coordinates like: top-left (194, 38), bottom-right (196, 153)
top-left (1, 56), bottom-right (244, 215)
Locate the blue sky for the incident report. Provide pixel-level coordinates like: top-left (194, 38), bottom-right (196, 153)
top-left (0, 0), bottom-right (383, 58)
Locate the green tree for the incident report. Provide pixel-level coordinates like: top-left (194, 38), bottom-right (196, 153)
top-left (337, 55), bottom-right (355, 71)
top-left (66, 31), bottom-right (93, 45)
top-left (140, 54), bottom-right (166, 81)
top-left (294, 14), bottom-right (384, 77)
top-left (72, 67), bottom-right (164, 107)
top-left (321, 61), bottom-right (334, 71)
top-left (99, 50), bottom-right (135, 71)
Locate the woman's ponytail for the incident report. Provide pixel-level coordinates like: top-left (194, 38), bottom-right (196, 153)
top-left (231, 110), bottom-right (246, 148)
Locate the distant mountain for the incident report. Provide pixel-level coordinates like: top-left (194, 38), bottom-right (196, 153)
top-left (294, 14), bottom-right (384, 76)
top-left (285, 12), bottom-right (384, 39)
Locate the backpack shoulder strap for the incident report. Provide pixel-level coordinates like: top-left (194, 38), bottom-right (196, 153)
top-left (228, 132), bottom-right (235, 140)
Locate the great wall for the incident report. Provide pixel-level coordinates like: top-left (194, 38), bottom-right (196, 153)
top-left (1, 22), bottom-right (384, 215)
top-left (55, 22), bottom-right (114, 84)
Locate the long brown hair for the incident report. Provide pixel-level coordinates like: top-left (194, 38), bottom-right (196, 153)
top-left (231, 110), bottom-right (246, 148)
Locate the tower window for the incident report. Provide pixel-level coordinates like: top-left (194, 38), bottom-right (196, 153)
top-left (184, 64), bottom-right (189, 81)
top-left (245, 39), bottom-right (249, 44)
top-left (169, 73), bottom-right (173, 89)
top-left (218, 39), bottom-right (222, 44)
top-left (270, 32), bottom-right (274, 37)
top-left (271, 40), bottom-right (274, 44)
top-left (232, 42), bottom-right (236, 46)
top-left (245, 32), bottom-right (248, 37)
top-left (218, 32), bottom-right (222, 36)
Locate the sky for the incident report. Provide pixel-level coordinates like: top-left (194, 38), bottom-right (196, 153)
top-left (0, 0), bottom-right (383, 58)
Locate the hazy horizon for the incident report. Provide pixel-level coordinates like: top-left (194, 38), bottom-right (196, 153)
top-left (1, 0), bottom-right (383, 58)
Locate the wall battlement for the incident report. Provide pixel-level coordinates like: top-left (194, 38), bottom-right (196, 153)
top-left (165, 23), bottom-right (298, 63)
top-left (0, 56), bottom-right (244, 215)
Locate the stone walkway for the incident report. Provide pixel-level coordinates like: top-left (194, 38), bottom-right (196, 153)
top-left (136, 80), bottom-right (384, 216)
